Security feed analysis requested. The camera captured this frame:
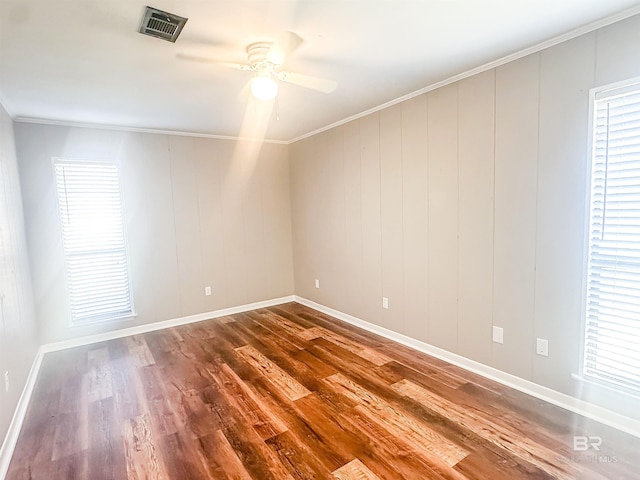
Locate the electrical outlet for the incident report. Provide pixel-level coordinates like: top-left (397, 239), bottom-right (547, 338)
top-left (382, 297), bottom-right (389, 309)
top-left (204, 286), bottom-right (212, 296)
top-left (536, 338), bottom-right (549, 357)
top-left (492, 326), bottom-right (504, 344)
top-left (4, 371), bottom-right (9, 393)
top-left (315, 279), bottom-right (320, 289)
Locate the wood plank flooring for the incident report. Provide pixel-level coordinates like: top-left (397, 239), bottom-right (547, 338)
top-left (6, 302), bottom-right (640, 479)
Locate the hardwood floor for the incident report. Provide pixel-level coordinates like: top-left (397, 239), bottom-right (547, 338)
top-left (6, 302), bottom-right (640, 479)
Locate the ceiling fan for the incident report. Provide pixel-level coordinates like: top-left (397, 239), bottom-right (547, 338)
top-left (178, 32), bottom-right (337, 100)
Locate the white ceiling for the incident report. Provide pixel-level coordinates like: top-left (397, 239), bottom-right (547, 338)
top-left (1, 1), bottom-right (640, 142)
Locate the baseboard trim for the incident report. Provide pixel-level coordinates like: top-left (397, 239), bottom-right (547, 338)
top-left (41, 295), bottom-right (295, 353)
top-left (294, 296), bottom-right (640, 439)
top-left (0, 349), bottom-right (44, 480)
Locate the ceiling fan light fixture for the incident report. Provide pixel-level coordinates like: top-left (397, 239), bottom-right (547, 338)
top-left (251, 75), bottom-right (278, 100)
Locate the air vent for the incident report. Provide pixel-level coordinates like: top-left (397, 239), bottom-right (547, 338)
top-left (138, 6), bottom-right (187, 43)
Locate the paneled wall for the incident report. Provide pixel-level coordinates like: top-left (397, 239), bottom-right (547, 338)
top-left (0, 104), bottom-right (38, 451)
top-left (15, 124), bottom-right (294, 344)
top-left (290, 14), bottom-right (640, 419)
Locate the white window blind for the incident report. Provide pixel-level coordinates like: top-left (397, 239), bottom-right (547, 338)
top-left (584, 84), bottom-right (640, 393)
top-left (55, 161), bottom-right (133, 325)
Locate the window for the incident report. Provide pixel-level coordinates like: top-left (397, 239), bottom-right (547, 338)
top-left (583, 82), bottom-right (640, 393)
top-left (55, 160), bottom-right (134, 325)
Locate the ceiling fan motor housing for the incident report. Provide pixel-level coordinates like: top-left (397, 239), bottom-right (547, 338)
top-left (246, 42), bottom-right (278, 69)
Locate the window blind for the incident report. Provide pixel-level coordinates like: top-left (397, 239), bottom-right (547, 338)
top-left (584, 84), bottom-right (640, 393)
top-left (55, 161), bottom-right (133, 325)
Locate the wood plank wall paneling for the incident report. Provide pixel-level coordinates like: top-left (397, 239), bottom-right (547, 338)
top-left (124, 134), bottom-right (183, 323)
top-left (594, 17), bottom-right (640, 86)
top-left (287, 16), bottom-right (640, 420)
top-left (400, 95), bottom-right (429, 342)
top-left (260, 142), bottom-right (295, 301)
top-left (343, 121), bottom-right (365, 318)
top-left (492, 54), bottom-right (540, 380)
top-left (457, 70), bottom-right (495, 366)
top-left (325, 127), bottom-right (349, 313)
top-left (195, 137), bottom-right (227, 308)
top-left (427, 83), bottom-right (459, 352)
top-left (533, 33), bottom-right (595, 392)
top-left (359, 114), bottom-right (383, 327)
top-left (14, 124), bottom-right (294, 345)
top-left (380, 105), bottom-right (405, 331)
top-left (7, 303), bottom-right (640, 479)
top-left (169, 136), bottom-right (205, 316)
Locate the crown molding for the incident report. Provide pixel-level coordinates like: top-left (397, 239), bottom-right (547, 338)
top-left (288, 5), bottom-right (640, 144)
top-left (13, 116), bottom-right (290, 145)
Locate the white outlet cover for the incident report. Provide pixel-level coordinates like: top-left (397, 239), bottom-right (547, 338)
top-left (205, 286), bottom-right (212, 296)
top-left (315, 279), bottom-right (320, 289)
top-left (492, 326), bottom-right (504, 344)
top-left (382, 297), bottom-right (389, 309)
top-left (536, 338), bottom-right (549, 357)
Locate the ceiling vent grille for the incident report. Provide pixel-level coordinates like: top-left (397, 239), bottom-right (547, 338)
top-left (138, 6), bottom-right (187, 43)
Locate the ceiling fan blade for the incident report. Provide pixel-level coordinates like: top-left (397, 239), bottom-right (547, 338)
top-left (176, 53), bottom-right (250, 70)
top-left (267, 31), bottom-right (304, 65)
top-left (277, 71), bottom-right (337, 94)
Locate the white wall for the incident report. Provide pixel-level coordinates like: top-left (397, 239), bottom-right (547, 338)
top-left (14, 124), bottom-right (294, 344)
top-left (0, 104), bottom-right (38, 450)
top-left (290, 14), bottom-right (640, 420)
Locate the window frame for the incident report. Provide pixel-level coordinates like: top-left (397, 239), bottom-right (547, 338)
top-left (579, 77), bottom-right (640, 397)
top-left (52, 157), bottom-right (136, 327)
